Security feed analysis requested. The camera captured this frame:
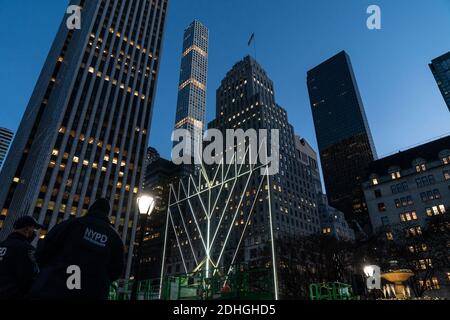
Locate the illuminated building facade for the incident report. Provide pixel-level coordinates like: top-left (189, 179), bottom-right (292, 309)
top-left (0, 0), bottom-right (169, 277)
top-left (173, 20), bottom-right (209, 162)
top-left (363, 135), bottom-right (450, 298)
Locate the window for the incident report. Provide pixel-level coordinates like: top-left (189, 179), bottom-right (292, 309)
top-left (378, 203), bottom-right (386, 212)
top-left (429, 175), bottom-right (436, 184)
top-left (391, 182), bottom-right (408, 194)
top-left (386, 232), bottom-right (394, 241)
top-left (444, 170), bottom-right (450, 181)
top-left (374, 190), bottom-right (382, 198)
top-left (421, 189), bottom-right (441, 202)
top-left (426, 205), bottom-right (446, 216)
top-left (400, 211), bottom-right (418, 222)
top-left (416, 164), bottom-right (427, 173)
top-left (417, 259), bottom-right (433, 270)
top-left (434, 189), bottom-right (441, 199)
top-left (372, 178), bottom-right (379, 185)
top-left (395, 196), bottom-right (414, 208)
top-left (381, 216), bottom-right (390, 226)
top-left (419, 277), bottom-right (440, 290)
top-left (416, 175), bottom-right (436, 188)
top-left (391, 171), bottom-right (401, 180)
top-left (406, 226), bottom-right (422, 237)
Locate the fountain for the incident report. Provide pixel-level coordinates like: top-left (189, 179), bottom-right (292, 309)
top-left (381, 269), bottom-right (414, 299)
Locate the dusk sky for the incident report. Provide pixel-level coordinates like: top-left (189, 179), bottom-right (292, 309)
top-left (0, 0), bottom-right (449, 162)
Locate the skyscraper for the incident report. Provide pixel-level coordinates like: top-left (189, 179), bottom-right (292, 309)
top-left (307, 51), bottom-right (377, 231)
top-left (429, 51), bottom-right (450, 111)
top-left (173, 20), bottom-right (209, 163)
top-left (0, 128), bottom-right (14, 171)
top-left (0, 0), bottom-right (168, 277)
top-left (211, 56), bottom-right (321, 238)
top-left (295, 136), bottom-right (355, 242)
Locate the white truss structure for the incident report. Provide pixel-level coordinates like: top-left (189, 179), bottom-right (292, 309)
top-left (159, 146), bottom-right (279, 300)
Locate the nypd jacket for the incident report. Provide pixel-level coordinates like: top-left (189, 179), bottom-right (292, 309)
top-left (29, 211), bottom-right (125, 300)
top-left (0, 233), bottom-right (39, 300)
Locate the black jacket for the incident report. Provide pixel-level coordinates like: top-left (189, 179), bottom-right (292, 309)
top-left (29, 212), bottom-right (125, 300)
top-left (0, 233), bottom-right (39, 300)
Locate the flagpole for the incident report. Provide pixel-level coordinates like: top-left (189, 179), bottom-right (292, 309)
top-left (248, 33), bottom-right (257, 60)
top-left (253, 34), bottom-right (257, 61)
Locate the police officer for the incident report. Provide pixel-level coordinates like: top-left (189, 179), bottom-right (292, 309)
top-left (29, 199), bottom-right (125, 300)
top-left (0, 216), bottom-right (42, 300)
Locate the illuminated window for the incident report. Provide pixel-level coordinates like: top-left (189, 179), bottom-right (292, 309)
top-left (391, 171), bottom-right (401, 180)
top-left (444, 170), bottom-right (450, 181)
top-left (416, 164), bottom-right (427, 173)
top-left (400, 211), bottom-right (417, 222)
top-left (426, 205), bottom-right (446, 216)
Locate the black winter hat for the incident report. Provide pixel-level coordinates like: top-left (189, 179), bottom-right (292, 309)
top-left (88, 198), bottom-right (111, 216)
top-left (13, 216), bottom-right (43, 230)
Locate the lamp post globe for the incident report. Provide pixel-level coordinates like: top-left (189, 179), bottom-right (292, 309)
top-left (137, 195), bottom-right (155, 216)
top-left (364, 265), bottom-right (375, 277)
top-left (132, 194), bottom-right (156, 300)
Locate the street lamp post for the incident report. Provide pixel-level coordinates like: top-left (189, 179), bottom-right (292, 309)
top-left (131, 195), bottom-right (156, 301)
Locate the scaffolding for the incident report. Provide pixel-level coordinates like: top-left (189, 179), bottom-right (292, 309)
top-left (109, 265), bottom-right (274, 301)
top-left (309, 282), bottom-right (356, 300)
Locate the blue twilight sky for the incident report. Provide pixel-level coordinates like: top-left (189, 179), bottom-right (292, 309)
top-left (0, 0), bottom-right (449, 162)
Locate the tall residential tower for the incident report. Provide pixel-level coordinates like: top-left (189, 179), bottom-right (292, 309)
top-left (173, 20), bottom-right (209, 163)
top-left (0, 0), bottom-right (169, 277)
top-left (307, 51), bottom-right (377, 232)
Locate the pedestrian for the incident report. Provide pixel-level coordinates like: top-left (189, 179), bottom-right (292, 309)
top-left (0, 216), bottom-right (42, 300)
top-left (29, 199), bottom-right (125, 300)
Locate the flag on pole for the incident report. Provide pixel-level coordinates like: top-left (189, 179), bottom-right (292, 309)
top-left (248, 33), bottom-right (255, 46)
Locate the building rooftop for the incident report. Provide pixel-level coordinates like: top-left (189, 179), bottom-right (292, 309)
top-left (430, 51), bottom-right (450, 64)
top-left (367, 135), bottom-right (450, 177)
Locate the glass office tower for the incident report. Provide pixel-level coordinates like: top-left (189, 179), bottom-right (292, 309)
top-left (307, 51), bottom-right (377, 231)
top-left (429, 51), bottom-right (450, 112)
